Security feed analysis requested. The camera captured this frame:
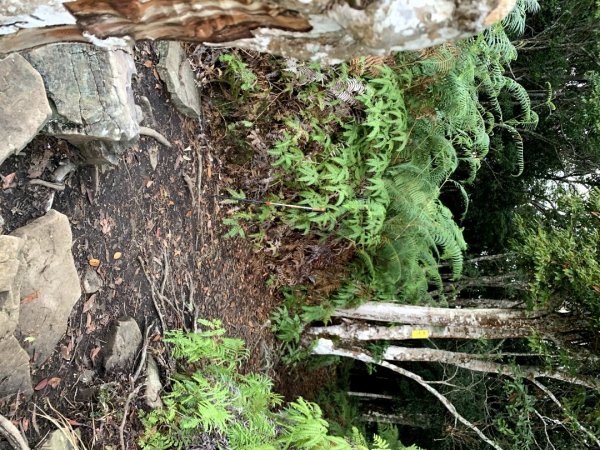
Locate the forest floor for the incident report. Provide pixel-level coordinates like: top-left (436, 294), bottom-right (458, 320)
top-left (0, 42), bottom-right (331, 449)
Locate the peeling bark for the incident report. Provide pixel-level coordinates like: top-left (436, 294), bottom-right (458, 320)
top-left (0, 0), bottom-right (517, 62)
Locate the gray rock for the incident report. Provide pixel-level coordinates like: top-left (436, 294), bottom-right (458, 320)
top-left (78, 369), bottom-right (96, 385)
top-left (10, 210), bottom-right (81, 366)
top-left (38, 428), bottom-right (80, 450)
top-left (145, 355), bottom-right (163, 408)
top-left (0, 336), bottom-right (32, 399)
top-left (156, 41), bottom-right (201, 118)
top-left (104, 317), bottom-right (142, 372)
top-left (82, 267), bottom-right (103, 294)
top-left (0, 235), bottom-right (24, 340)
top-left (0, 53), bottom-right (52, 167)
top-left (0, 235), bottom-right (33, 399)
top-left (23, 44), bottom-right (141, 166)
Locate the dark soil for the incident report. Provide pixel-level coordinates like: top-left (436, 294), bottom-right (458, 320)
top-left (0, 42), bottom-right (288, 449)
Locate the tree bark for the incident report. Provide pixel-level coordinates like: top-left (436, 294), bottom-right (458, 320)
top-left (380, 345), bottom-right (600, 391)
top-left (448, 298), bottom-right (526, 309)
top-left (333, 302), bottom-right (548, 327)
top-left (361, 410), bottom-right (439, 429)
top-left (308, 320), bottom-right (560, 341)
top-left (0, 0), bottom-right (517, 62)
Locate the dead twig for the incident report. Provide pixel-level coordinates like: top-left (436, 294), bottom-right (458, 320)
top-left (194, 150), bottom-right (203, 251)
top-left (133, 325), bottom-right (153, 383)
top-left (36, 401), bottom-right (87, 450)
top-left (28, 179), bottom-right (65, 191)
top-left (160, 249), bottom-right (170, 297)
top-left (185, 272), bottom-right (198, 332)
top-left (182, 172), bottom-right (195, 204)
top-left (117, 326), bottom-right (153, 450)
top-left (137, 256), bottom-right (167, 333)
top-left (0, 413), bottom-right (29, 450)
top-left (119, 385), bottom-right (143, 450)
top-left (139, 126), bottom-right (172, 148)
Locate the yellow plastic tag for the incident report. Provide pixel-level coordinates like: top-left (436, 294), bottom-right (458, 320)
top-left (411, 329), bottom-right (430, 339)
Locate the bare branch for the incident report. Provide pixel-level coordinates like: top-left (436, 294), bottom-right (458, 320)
top-left (313, 339), bottom-right (504, 450)
top-left (530, 380), bottom-right (600, 448)
top-left (0, 414), bottom-right (29, 450)
top-left (381, 346), bottom-right (600, 391)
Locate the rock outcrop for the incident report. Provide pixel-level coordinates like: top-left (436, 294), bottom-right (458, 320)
top-left (11, 210), bottom-right (81, 368)
top-left (23, 43), bottom-right (141, 166)
top-left (0, 53), bottom-right (52, 167)
top-left (156, 41), bottom-right (201, 119)
top-left (0, 235), bottom-right (32, 398)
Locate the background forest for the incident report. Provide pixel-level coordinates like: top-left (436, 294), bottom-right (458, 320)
top-left (143, 0), bottom-right (600, 449)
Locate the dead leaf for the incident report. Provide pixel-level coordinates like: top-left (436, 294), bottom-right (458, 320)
top-left (90, 346), bottom-right (101, 364)
top-left (2, 172), bottom-right (16, 190)
top-left (48, 377), bottom-right (61, 389)
top-left (60, 342), bottom-right (73, 361)
top-left (143, 60), bottom-right (153, 68)
top-left (21, 418), bottom-right (29, 433)
top-left (152, 334), bottom-right (162, 342)
top-left (82, 294), bottom-right (96, 313)
top-left (85, 312), bottom-right (96, 334)
top-left (67, 419), bottom-right (82, 426)
top-left (34, 378), bottom-right (48, 391)
top-left (98, 212), bottom-right (115, 235)
top-left (114, 277), bottom-right (124, 286)
top-left (89, 258), bottom-right (101, 268)
top-left (113, 251), bottom-right (122, 260)
top-left (20, 291), bottom-right (40, 304)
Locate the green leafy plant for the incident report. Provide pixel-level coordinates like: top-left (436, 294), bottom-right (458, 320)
top-left (219, 53), bottom-right (259, 100)
top-left (138, 319), bottom-right (415, 449)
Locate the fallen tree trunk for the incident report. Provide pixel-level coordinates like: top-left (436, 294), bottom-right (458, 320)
top-left (0, 0), bottom-right (517, 62)
top-left (307, 321), bottom-right (560, 341)
top-left (332, 302), bottom-right (547, 327)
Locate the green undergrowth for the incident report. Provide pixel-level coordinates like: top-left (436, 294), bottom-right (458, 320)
top-left (214, 2), bottom-right (539, 340)
top-left (137, 319), bottom-right (420, 450)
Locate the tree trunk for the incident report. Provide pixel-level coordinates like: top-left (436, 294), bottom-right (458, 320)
top-left (347, 391), bottom-right (395, 400)
top-left (448, 298), bottom-right (526, 309)
top-left (379, 345), bottom-right (600, 391)
top-left (308, 320), bottom-right (565, 341)
top-left (361, 410), bottom-right (439, 429)
top-left (0, 0), bottom-right (517, 62)
top-left (332, 302), bottom-right (549, 328)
